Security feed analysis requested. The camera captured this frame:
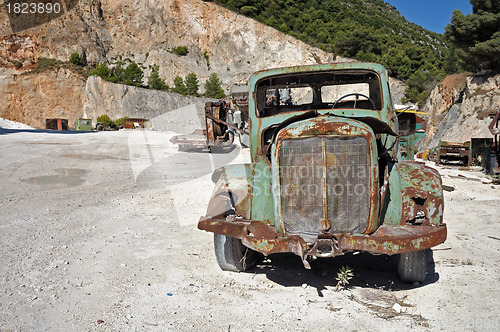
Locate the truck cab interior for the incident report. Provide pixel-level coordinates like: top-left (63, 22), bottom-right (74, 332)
top-left (256, 70), bottom-right (383, 117)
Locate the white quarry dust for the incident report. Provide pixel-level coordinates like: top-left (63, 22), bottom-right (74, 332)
top-left (0, 128), bottom-right (499, 332)
top-left (0, 117), bottom-right (34, 130)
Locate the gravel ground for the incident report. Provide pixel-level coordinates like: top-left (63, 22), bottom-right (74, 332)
top-left (0, 128), bottom-right (499, 331)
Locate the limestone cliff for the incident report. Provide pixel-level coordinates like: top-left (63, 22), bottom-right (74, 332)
top-left (84, 75), bottom-right (207, 133)
top-left (0, 0), bottom-right (335, 128)
top-left (0, 68), bottom-right (86, 128)
top-left (1, 0), bottom-right (333, 88)
top-left (420, 72), bottom-right (500, 149)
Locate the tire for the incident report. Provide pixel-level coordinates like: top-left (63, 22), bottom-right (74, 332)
top-left (398, 249), bottom-right (429, 283)
top-left (214, 233), bottom-right (261, 272)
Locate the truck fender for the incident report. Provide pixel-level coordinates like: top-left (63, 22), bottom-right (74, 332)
top-left (206, 164), bottom-right (253, 220)
top-left (382, 161), bottom-right (444, 226)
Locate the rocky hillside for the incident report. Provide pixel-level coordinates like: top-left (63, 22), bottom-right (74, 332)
top-left (0, 68), bottom-right (86, 128)
top-left (1, 0), bottom-right (333, 87)
top-left (420, 72), bottom-right (500, 149)
top-left (0, 0), bottom-right (338, 128)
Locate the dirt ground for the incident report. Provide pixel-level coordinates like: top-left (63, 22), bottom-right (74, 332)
top-left (1, 128), bottom-right (499, 332)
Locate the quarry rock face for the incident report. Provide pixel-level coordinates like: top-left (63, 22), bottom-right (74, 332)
top-left (0, 35), bottom-right (38, 69)
top-left (0, 0), bottom-right (335, 128)
top-left (421, 73), bottom-right (500, 149)
top-left (83, 75), bottom-right (207, 132)
top-left (1, 0), bottom-right (333, 88)
top-left (0, 68), bottom-right (86, 128)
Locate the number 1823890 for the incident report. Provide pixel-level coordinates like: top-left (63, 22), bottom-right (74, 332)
top-left (6, 2), bottom-right (62, 14)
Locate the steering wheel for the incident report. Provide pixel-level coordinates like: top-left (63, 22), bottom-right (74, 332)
top-left (331, 93), bottom-right (376, 110)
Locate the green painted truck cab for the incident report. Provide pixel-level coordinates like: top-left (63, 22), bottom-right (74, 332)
top-left (199, 63), bottom-right (446, 282)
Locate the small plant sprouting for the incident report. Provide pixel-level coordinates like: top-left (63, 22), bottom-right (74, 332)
top-left (335, 265), bottom-right (354, 291)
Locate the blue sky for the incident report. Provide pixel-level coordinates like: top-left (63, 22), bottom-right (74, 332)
top-left (384, 0), bottom-right (473, 34)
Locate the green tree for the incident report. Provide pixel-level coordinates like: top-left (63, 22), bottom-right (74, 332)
top-left (445, 0), bottom-right (500, 71)
top-left (185, 73), bottom-right (199, 96)
top-left (69, 52), bottom-right (82, 66)
top-left (122, 62), bottom-right (143, 86)
top-left (403, 69), bottom-right (434, 106)
top-left (91, 63), bottom-right (111, 78)
top-left (97, 114), bottom-right (113, 128)
top-left (204, 73), bottom-right (225, 99)
top-left (240, 6), bottom-right (257, 16)
top-left (114, 116), bottom-right (130, 128)
top-left (172, 76), bottom-right (187, 95)
top-left (148, 65), bottom-right (169, 90)
top-left (111, 62), bottom-right (124, 83)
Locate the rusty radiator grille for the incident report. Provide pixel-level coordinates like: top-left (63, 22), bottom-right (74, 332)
top-left (279, 136), bottom-right (371, 235)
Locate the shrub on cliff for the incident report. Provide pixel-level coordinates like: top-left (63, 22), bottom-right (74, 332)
top-left (173, 46), bottom-right (189, 56)
top-left (32, 58), bottom-right (60, 73)
top-left (91, 61), bottom-right (144, 87)
top-left (90, 63), bottom-right (111, 78)
top-left (69, 52), bottom-right (82, 66)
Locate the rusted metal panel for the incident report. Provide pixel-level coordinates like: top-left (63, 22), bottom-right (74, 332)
top-left (489, 111), bottom-right (500, 171)
top-left (205, 102), bottom-right (217, 146)
top-left (380, 161), bottom-right (444, 227)
top-left (198, 217), bottom-right (248, 239)
top-left (123, 118), bottom-right (149, 129)
top-left (380, 162), bottom-right (403, 226)
top-left (271, 116), bottom-right (380, 238)
top-left (242, 235), bottom-right (311, 268)
top-left (207, 164), bottom-right (253, 220)
top-left (250, 157), bottom-right (276, 227)
top-left (46, 118), bottom-right (68, 130)
top-left (205, 113), bottom-right (249, 136)
top-left (489, 111), bottom-right (500, 135)
top-left (198, 216), bottom-right (447, 268)
top-left (397, 161), bottom-right (444, 226)
top-left (338, 224), bottom-right (447, 253)
top-left (437, 140), bottom-right (470, 166)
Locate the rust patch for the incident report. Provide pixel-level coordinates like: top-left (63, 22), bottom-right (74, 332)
top-left (198, 216), bottom-right (447, 268)
top-left (198, 217), bottom-right (248, 239)
top-left (339, 225), bottom-right (447, 254)
top-left (247, 220), bottom-right (279, 238)
top-left (398, 162), bottom-right (444, 226)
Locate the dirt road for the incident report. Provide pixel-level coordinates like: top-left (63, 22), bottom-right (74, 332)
top-left (1, 128), bottom-right (499, 331)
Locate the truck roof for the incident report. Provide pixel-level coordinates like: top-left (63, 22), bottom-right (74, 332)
top-left (249, 62), bottom-right (388, 85)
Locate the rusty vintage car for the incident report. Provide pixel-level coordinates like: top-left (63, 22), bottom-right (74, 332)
top-left (198, 63), bottom-right (446, 283)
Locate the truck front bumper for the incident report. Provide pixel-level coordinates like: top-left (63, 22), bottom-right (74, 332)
top-left (198, 217), bottom-right (447, 269)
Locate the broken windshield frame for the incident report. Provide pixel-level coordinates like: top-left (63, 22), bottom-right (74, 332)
top-left (256, 70), bottom-right (383, 117)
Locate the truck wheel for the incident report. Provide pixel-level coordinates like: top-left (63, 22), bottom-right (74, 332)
top-left (397, 249), bottom-right (429, 283)
top-left (214, 234), bottom-right (260, 272)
